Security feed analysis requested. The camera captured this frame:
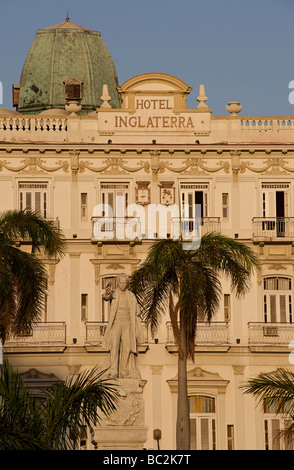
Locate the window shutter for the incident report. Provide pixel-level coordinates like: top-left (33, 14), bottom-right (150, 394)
top-left (190, 418), bottom-right (197, 450)
top-left (200, 418), bottom-right (209, 450)
top-left (271, 419), bottom-right (280, 450)
top-left (26, 192), bottom-right (32, 210)
top-left (280, 295), bottom-right (286, 322)
top-left (270, 295), bottom-right (277, 322)
top-left (35, 192), bottom-right (41, 213)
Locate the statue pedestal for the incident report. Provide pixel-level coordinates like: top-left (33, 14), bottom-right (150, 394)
top-left (94, 378), bottom-right (148, 450)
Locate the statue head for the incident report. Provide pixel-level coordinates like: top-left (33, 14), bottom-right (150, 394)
top-left (117, 274), bottom-right (129, 291)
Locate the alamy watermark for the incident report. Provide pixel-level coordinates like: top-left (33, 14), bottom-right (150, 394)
top-left (288, 81), bottom-right (294, 104)
top-left (92, 201), bottom-right (202, 250)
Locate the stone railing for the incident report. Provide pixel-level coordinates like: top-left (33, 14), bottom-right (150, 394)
top-left (5, 322), bottom-right (67, 346)
top-left (166, 321), bottom-right (230, 345)
top-left (248, 322), bottom-right (294, 346)
top-left (252, 217), bottom-right (294, 240)
top-left (0, 115), bottom-right (68, 142)
top-left (241, 118), bottom-right (294, 132)
top-left (85, 321), bottom-right (149, 346)
top-left (0, 116), bottom-right (68, 132)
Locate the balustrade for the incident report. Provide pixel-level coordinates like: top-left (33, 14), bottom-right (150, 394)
top-left (0, 116), bottom-right (68, 133)
top-left (248, 322), bottom-right (294, 346)
top-left (5, 322), bottom-right (66, 346)
top-left (252, 217), bottom-right (294, 240)
top-left (166, 321), bottom-right (230, 345)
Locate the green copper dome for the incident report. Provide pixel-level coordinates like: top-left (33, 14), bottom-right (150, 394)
top-left (16, 18), bottom-right (121, 114)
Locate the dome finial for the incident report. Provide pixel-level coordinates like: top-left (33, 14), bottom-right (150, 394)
top-left (66, 11), bottom-right (70, 22)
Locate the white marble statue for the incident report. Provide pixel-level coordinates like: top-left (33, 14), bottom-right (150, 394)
top-left (103, 274), bottom-right (141, 379)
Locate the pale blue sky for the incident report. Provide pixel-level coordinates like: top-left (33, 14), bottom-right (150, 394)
top-left (1, 0), bottom-right (294, 116)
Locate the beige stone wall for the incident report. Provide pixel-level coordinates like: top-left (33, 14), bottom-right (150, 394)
top-left (2, 73), bottom-right (294, 450)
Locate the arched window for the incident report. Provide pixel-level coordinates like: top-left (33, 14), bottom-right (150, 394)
top-left (263, 277), bottom-right (292, 323)
top-left (189, 395), bottom-right (216, 450)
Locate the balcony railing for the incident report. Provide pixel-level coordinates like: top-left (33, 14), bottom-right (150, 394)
top-left (166, 321), bottom-right (230, 345)
top-left (248, 322), bottom-right (294, 346)
top-left (85, 321), bottom-right (149, 346)
top-left (171, 217), bottom-right (221, 239)
top-left (91, 217), bottom-right (142, 241)
top-left (5, 322), bottom-right (67, 346)
top-left (252, 217), bottom-right (294, 240)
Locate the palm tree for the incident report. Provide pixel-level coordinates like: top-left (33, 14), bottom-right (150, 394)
top-left (0, 209), bottom-right (67, 344)
top-left (242, 368), bottom-right (294, 449)
top-left (130, 233), bottom-right (259, 449)
top-left (0, 357), bottom-right (120, 450)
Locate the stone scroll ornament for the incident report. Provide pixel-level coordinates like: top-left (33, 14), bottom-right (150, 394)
top-left (239, 158), bottom-right (294, 176)
top-left (79, 158), bottom-right (150, 175)
top-left (158, 158), bottom-right (230, 175)
top-left (0, 157), bottom-right (69, 174)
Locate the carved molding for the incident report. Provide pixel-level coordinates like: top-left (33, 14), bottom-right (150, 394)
top-left (79, 158), bottom-right (150, 175)
top-left (240, 158), bottom-right (294, 175)
top-left (69, 150), bottom-right (80, 181)
top-left (267, 264), bottom-right (286, 271)
top-left (106, 264), bottom-right (124, 270)
top-left (158, 158), bottom-right (230, 175)
top-left (0, 157), bottom-right (69, 174)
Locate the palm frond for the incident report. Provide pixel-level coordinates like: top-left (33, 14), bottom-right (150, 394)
top-left (242, 368), bottom-right (294, 417)
top-left (0, 209), bottom-right (67, 257)
top-left (41, 367), bottom-right (120, 450)
top-left (196, 233), bottom-right (259, 297)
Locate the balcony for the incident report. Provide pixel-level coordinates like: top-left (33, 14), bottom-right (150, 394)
top-left (4, 322), bottom-right (67, 352)
top-left (252, 217), bottom-right (294, 241)
top-left (166, 321), bottom-right (230, 352)
top-left (91, 217), bottom-right (142, 242)
top-left (85, 321), bottom-right (149, 353)
top-left (248, 322), bottom-right (294, 351)
top-left (171, 217), bottom-right (221, 239)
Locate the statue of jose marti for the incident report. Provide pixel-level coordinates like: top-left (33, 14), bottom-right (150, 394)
top-left (103, 274), bottom-right (142, 379)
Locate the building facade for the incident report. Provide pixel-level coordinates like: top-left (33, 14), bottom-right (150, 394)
top-left (1, 18), bottom-right (294, 450)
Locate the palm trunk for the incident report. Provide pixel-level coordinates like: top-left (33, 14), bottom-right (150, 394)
top-left (176, 309), bottom-right (190, 450)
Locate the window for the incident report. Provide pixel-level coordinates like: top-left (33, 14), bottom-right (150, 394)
top-left (81, 193), bottom-right (88, 221)
top-left (261, 183), bottom-right (290, 237)
top-left (227, 425), bottom-right (234, 450)
top-left (99, 183), bottom-right (129, 239)
top-left (224, 294), bottom-right (231, 321)
top-left (64, 76), bottom-right (83, 101)
top-left (101, 277), bottom-right (117, 322)
top-left (181, 183), bottom-right (209, 220)
top-left (19, 182), bottom-right (48, 217)
top-left (263, 277), bottom-right (292, 323)
top-left (189, 395), bottom-right (216, 450)
top-left (222, 193), bottom-right (229, 219)
top-left (81, 294), bottom-right (88, 321)
top-left (264, 402), bottom-right (293, 450)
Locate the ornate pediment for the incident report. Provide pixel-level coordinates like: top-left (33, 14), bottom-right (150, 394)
top-left (167, 367), bottom-right (229, 393)
top-left (21, 368), bottom-right (60, 395)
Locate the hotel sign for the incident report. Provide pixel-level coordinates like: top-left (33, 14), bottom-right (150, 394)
top-left (97, 73), bottom-right (211, 135)
top-left (114, 97), bottom-right (195, 130)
